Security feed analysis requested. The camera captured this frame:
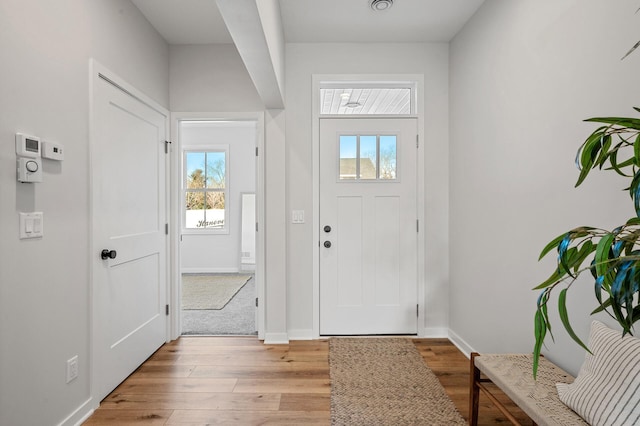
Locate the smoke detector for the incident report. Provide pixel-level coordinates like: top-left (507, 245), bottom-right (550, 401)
top-left (370, 0), bottom-right (393, 11)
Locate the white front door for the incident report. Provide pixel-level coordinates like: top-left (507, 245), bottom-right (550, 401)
top-left (91, 68), bottom-right (168, 401)
top-left (320, 118), bottom-right (418, 335)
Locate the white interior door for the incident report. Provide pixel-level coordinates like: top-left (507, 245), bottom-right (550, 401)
top-left (320, 118), bottom-right (418, 335)
top-left (92, 69), bottom-right (168, 401)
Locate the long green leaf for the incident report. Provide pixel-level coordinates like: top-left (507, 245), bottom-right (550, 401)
top-left (595, 234), bottom-right (616, 286)
top-left (595, 136), bottom-right (612, 169)
top-left (558, 289), bottom-right (590, 353)
top-left (533, 267), bottom-right (567, 290)
top-left (585, 117), bottom-right (640, 129)
top-left (539, 233), bottom-right (567, 260)
top-left (573, 241), bottom-right (595, 274)
top-left (533, 308), bottom-right (546, 379)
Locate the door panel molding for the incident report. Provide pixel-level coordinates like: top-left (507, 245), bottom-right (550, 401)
top-left (89, 59), bottom-right (170, 404)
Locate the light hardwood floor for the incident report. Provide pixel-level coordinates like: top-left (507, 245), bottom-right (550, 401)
top-left (84, 337), bottom-right (531, 425)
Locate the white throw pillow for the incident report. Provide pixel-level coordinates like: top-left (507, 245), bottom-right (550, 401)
top-left (556, 320), bottom-right (640, 426)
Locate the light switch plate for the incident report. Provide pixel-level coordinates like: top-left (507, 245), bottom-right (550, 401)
top-left (292, 210), bottom-right (305, 224)
top-left (19, 212), bottom-right (43, 239)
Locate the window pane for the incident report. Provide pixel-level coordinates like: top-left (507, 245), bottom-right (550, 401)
top-left (205, 192), bottom-right (225, 228)
top-left (359, 135), bottom-right (377, 180)
top-left (185, 191), bottom-right (206, 229)
top-left (206, 151), bottom-right (226, 189)
top-left (379, 135), bottom-right (397, 179)
top-left (186, 152), bottom-right (206, 189)
top-left (339, 135), bottom-right (357, 180)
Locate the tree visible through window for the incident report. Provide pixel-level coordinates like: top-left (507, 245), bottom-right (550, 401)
top-left (184, 149), bottom-right (228, 230)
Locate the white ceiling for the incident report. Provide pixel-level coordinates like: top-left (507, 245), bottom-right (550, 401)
top-left (131, 0), bottom-right (486, 45)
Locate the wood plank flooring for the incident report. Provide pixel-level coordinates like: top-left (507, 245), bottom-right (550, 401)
top-left (84, 337), bottom-right (531, 425)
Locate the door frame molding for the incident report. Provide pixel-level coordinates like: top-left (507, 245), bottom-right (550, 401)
top-left (169, 111), bottom-right (265, 340)
top-left (89, 59), bottom-right (171, 406)
top-left (311, 74), bottom-right (426, 338)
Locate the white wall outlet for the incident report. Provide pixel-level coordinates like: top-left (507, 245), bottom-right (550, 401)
top-left (66, 355), bottom-right (78, 383)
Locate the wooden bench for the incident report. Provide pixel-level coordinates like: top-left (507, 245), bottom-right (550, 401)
top-left (469, 353), bottom-right (588, 426)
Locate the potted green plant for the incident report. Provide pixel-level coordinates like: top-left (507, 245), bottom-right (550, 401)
top-left (533, 108), bottom-right (640, 377)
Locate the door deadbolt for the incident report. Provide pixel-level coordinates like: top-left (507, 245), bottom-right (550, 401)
top-left (324, 225), bottom-right (332, 233)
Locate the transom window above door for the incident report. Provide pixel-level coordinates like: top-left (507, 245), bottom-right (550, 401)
top-left (320, 81), bottom-right (415, 115)
top-left (339, 134), bottom-right (397, 181)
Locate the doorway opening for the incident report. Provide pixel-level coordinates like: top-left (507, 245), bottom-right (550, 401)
top-left (175, 118), bottom-right (261, 336)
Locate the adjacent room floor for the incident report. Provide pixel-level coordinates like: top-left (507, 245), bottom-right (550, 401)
top-left (181, 273), bottom-right (257, 336)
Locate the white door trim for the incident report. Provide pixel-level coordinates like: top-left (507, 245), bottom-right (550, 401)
top-left (89, 59), bottom-right (171, 405)
top-left (311, 74), bottom-right (426, 338)
top-left (169, 111), bottom-right (265, 340)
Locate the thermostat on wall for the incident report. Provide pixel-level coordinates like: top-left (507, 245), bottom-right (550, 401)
top-left (42, 140), bottom-right (64, 161)
top-left (15, 133), bottom-right (41, 158)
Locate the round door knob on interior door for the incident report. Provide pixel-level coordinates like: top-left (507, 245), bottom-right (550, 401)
top-left (324, 241), bottom-right (332, 248)
top-left (324, 225), bottom-right (332, 233)
top-left (101, 249), bottom-right (117, 260)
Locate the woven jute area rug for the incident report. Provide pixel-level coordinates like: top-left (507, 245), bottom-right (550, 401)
top-left (329, 338), bottom-right (466, 425)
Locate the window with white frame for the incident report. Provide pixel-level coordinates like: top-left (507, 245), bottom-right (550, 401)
top-left (183, 147), bottom-right (229, 231)
top-left (320, 81), bottom-right (416, 115)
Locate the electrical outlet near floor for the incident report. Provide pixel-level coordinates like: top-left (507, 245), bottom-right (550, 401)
top-left (66, 355), bottom-right (78, 383)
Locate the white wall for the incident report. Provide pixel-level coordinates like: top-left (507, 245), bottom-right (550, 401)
top-left (0, 1), bottom-right (168, 425)
top-left (449, 0), bottom-right (639, 375)
top-left (170, 44), bottom-right (264, 112)
top-left (180, 122), bottom-right (256, 273)
top-left (285, 43), bottom-right (450, 337)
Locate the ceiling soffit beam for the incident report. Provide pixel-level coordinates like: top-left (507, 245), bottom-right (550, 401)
top-left (216, 0), bottom-right (285, 109)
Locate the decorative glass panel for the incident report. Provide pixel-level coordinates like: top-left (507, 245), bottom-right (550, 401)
top-left (359, 135), bottom-right (377, 180)
top-left (379, 135), bottom-right (397, 180)
top-left (339, 135), bottom-right (357, 180)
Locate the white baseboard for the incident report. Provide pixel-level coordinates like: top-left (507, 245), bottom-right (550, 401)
top-left (420, 327), bottom-right (449, 338)
top-left (181, 267), bottom-right (239, 274)
top-left (57, 397), bottom-right (94, 426)
top-left (288, 329), bottom-right (314, 340)
top-left (264, 332), bottom-right (289, 344)
top-left (447, 328), bottom-right (475, 359)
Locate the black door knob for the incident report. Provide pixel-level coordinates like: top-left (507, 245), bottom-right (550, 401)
top-left (324, 241), bottom-right (331, 248)
top-left (101, 249), bottom-right (117, 260)
top-left (324, 225), bottom-right (332, 233)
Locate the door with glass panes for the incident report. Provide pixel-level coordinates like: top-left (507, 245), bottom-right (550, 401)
top-left (319, 118), bottom-right (418, 335)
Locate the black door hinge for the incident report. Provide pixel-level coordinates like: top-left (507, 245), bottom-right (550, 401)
top-left (165, 140), bottom-right (172, 154)
top-left (255, 297), bottom-right (259, 307)
top-left (166, 304), bottom-right (169, 315)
